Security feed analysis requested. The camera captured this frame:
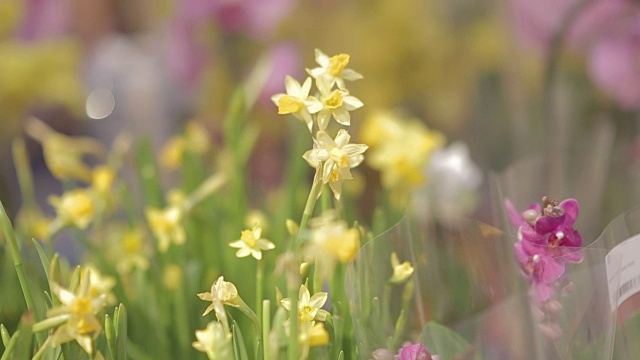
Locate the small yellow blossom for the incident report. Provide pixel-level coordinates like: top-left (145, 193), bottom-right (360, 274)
top-left (303, 130), bottom-right (368, 200)
top-left (304, 322), bottom-right (330, 347)
top-left (47, 268), bottom-right (108, 354)
top-left (308, 211), bottom-right (359, 263)
top-left (91, 166), bottom-right (115, 194)
top-left (163, 264), bottom-right (183, 290)
top-left (198, 276), bottom-right (241, 315)
top-left (184, 121), bottom-right (211, 153)
top-left (389, 252), bottom-right (414, 284)
top-left (244, 210), bottom-right (268, 231)
top-left (362, 110), bottom-right (445, 200)
top-left (229, 226), bottom-right (275, 260)
top-left (307, 49), bottom-right (363, 90)
top-left (315, 75), bottom-right (363, 130)
top-left (192, 321), bottom-right (232, 359)
top-left (271, 76), bottom-right (323, 132)
top-left (49, 189), bottom-right (95, 230)
top-left (281, 284), bottom-right (329, 323)
top-left (145, 206), bottom-right (186, 252)
top-left (25, 118), bottom-right (104, 182)
top-left (110, 227), bottom-right (150, 275)
top-left (160, 137), bottom-right (185, 169)
top-left (84, 264), bottom-right (116, 305)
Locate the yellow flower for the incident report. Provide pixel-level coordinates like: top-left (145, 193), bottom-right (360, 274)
top-left (315, 75), bottom-right (363, 130)
top-left (308, 211), bottom-right (359, 263)
top-left (47, 268), bottom-right (108, 354)
top-left (49, 189), bottom-right (95, 230)
top-left (192, 321), bottom-right (232, 360)
top-left (229, 226), bottom-right (275, 260)
top-left (91, 166), bottom-right (116, 195)
top-left (302, 130), bottom-right (368, 200)
top-left (271, 76), bottom-right (323, 132)
top-left (145, 206), bottom-right (185, 252)
top-left (109, 227), bottom-right (150, 275)
top-left (184, 121), bottom-right (211, 154)
top-left (83, 264), bottom-right (116, 305)
top-left (389, 252), bottom-right (414, 284)
top-left (307, 49), bottom-right (363, 90)
top-left (25, 118), bottom-right (104, 182)
top-left (198, 276), bottom-right (241, 315)
top-left (281, 284), bottom-right (329, 323)
top-left (244, 210), bottom-right (268, 231)
top-left (160, 137), bottom-right (185, 169)
top-left (362, 110), bottom-right (445, 200)
top-left (163, 264), bottom-right (183, 290)
top-left (304, 322), bottom-right (329, 347)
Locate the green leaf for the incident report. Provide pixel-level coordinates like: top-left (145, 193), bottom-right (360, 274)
top-left (116, 304), bottom-right (128, 360)
top-left (13, 312), bottom-right (34, 360)
top-left (418, 322), bottom-right (471, 360)
top-left (0, 324), bottom-right (10, 347)
top-left (105, 314), bottom-right (116, 360)
top-left (232, 320), bottom-right (249, 360)
top-left (32, 239), bottom-right (51, 284)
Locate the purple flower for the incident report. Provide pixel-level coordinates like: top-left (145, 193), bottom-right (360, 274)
top-left (506, 197), bottom-right (584, 301)
top-left (397, 343), bottom-right (435, 360)
top-left (19, 0), bottom-right (70, 41)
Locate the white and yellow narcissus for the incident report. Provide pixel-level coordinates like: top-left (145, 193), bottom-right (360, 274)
top-left (229, 226), bottom-right (275, 260)
top-left (307, 49), bottom-right (363, 90)
top-left (303, 130), bottom-right (367, 200)
top-left (315, 75), bottom-right (363, 131)
top-left (271, 76), bottom-right (322, 132)
top-left (281, 284), bottom-right (329, 323)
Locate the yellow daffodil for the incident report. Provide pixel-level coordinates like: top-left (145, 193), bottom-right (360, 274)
top-left (304, 322), bottom-right (330, 347)
top-left (110, 227), bottom-right (150, 275)
top-left (145, 205), bottom-right (186, 252)
top-left (271, 76), bottom-right (323, 132)
top-left (198, 276), bottom-right (241, 315)
top-left (362, 110), bottom-right (445, 200)
top-left (229, 226), bottom-right (275, 260)
top-left (307, 49), bottom-right (363, 90)
top-left (160, 137), bottom-right (185, 169)
top-left (389, 252), bottom-right (414, 284)
top-left (91, 166), bottom-right (116, 195)
top-left (48, 189), bottom-right (95, 230)
top-left (281, 284), bottom-right (329, 323)
top-left (163, 264), bottom-right (183, 290)
top-left (192, 321), bottom-right (232, 360)
top-left (315, 75), bottom-right (363, 130)
top-left (302, 130), bottom-right (367, 200)
top-left (308, 211), bottom-right (359, 263)
top-left (84, 264), bottom-right (116, 305)
top-left (47, 268), bottom-right (108, 355)
top-left (25, 118), bottom-right (104, 182)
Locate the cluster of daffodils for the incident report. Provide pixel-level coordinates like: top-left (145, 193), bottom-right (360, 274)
top-left (272, 49), bottom-right (367, 200)
top-left (506, 197), bottom-right (583, 339)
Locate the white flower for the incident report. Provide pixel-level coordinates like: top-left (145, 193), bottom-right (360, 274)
top-left (281, 284), bottom-right (329, 323)
top-left (306, 49), bottom-right (363, 89)
top-left (413, 141), bottom-right (482, 225)
top-left (302, 130), bottom-right (367, 200)
top-left (228, 226), bottom-right (275, 260)
top-left (271, 76), bottom-right (323, 131)
top-left (192, 321), bottom-right (232, 359)
top-left (315, 75), bottom-right (363, 130)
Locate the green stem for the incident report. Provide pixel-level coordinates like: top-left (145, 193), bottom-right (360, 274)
top-left (256, 259), bottom-right (264, 330)
top-left (292, 166), bottom-right (324, 250)
top-left (31, 335), bottom-right (52, 360)
top-left (182, 173), bottom-right (227, 212)
top-left (288, 282), bottom-right (299, 360)
top-left (0, 330), bottom-right (19, 360)
top-left (32, 315), bottom-right (69, 333)
top-left (12, 138), bottom-right (36, 208)
top-left (262, 300), bottom-right (271, 360)
top-left (0, 201), bottom-right (38, 318)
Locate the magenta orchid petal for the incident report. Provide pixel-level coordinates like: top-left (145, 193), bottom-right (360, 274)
top-left (534, 216), bottom-right (564, 235)
top-left (398, 343), bottom-right (433, 360)
top-left (559, 198), bottom-right (579, 223)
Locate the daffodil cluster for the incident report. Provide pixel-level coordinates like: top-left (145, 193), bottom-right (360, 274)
top-left (272, 49), bottom-right (368, 200)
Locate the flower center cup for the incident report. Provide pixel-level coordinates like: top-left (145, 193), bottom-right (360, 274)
top-left (278, 95), bottom-right (304, 114)
top-left (328, 54), bottom-right (350, 77)
top-left (241, 230), bottom-right (257, 247)
top-left (323, 90), bottom-right (344, 109)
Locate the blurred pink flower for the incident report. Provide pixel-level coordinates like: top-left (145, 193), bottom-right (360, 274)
top-left (209, 0), bottom-right (298, 39)
top-left (588, 18), bottom-right (640, 109)
top-left (19, 0), bottom-right (70, 41)
top-left (258, 42), bottom-right (302, 104)
top-left (397, 343), bottom-right (436, 360)
top-left (511, 0), bottom-right (640, 108)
